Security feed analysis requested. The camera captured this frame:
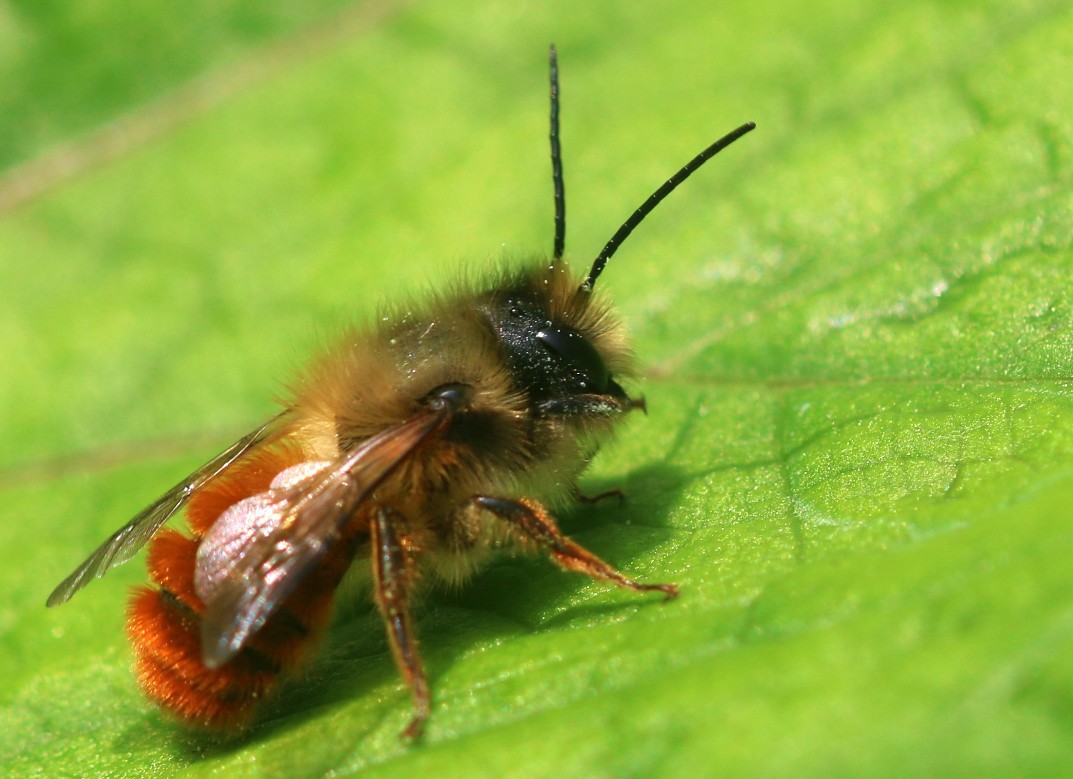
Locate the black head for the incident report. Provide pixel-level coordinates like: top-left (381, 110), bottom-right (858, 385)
top-left (480, 273), bottom-right (624, 404)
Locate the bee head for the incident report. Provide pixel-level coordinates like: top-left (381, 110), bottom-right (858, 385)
top-left (478, 263), bottom-right (628, 407)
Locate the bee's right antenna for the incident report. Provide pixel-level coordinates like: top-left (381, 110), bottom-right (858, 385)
top-left (581, 121), bottom-right (757, 293)
top-left (549, 44), bottom-right (566, 262)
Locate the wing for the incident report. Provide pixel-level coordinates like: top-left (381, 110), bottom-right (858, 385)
top-left (199, 407), bottom-right (450, 668)
top-left (46, 413), bottom-right (288, 607)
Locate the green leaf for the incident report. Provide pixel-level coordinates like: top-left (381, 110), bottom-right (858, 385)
top-left (4, 0), bottom-right (1073, 776)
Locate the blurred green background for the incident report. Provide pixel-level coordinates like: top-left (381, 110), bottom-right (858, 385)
top-left (3, 0), bottom-right (1073, 776)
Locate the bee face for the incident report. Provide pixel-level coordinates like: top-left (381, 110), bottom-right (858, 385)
top-left (46, 47), bottom-right (754, 739)
top-left (482, 273), bottom-right (619, 401)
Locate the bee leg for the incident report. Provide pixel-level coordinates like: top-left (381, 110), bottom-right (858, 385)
top-left (371, 507), bottom-right (429, 740)
top-left (472, 496), bottom-right (678, 600)
top-left (574, 487), bottom-right (626, 506)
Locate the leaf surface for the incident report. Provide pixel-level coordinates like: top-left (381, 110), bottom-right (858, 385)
top-left (2, 1), bottom-right (1072, 776)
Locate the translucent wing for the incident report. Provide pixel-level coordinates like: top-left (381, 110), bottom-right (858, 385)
top-left (46, 414), bottom-right (288, 607)
top-left (199, 407), bottom-right (450, 668)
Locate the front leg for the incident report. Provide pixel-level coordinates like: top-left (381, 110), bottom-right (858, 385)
top-left (472, 496), bottom-right (678, 599)
top-left (371, 506), bottom-right (429, 740)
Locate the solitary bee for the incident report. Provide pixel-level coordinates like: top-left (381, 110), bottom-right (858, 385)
top-left (47, 47), bottom-right (754, 738)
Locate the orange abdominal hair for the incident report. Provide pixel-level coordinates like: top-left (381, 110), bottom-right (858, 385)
top-left (126, 445), bottom-right (360, 727)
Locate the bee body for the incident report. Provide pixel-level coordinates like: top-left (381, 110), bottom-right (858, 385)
top-left (48, 48), bottom-right (754, 738)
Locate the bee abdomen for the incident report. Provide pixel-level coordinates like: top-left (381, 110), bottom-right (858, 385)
top-left (127, 586), bottom-right (275, 727)
top-left (127, 528), bottom-right (349, 728)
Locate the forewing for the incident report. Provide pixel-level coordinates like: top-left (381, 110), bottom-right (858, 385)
top-left (46, 414), bottom-right (287, 607)
top-left (199, 408), bottom-right (449, 668)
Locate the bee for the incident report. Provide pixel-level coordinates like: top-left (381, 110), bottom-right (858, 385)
top-left (46, 46), bottom-right (754, 739)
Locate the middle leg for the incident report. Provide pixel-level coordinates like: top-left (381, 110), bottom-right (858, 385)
top-left (371, 506), bottom-right (429, 740)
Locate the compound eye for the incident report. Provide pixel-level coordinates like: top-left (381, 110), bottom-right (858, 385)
top-left (536, 325), bottom-right (609, 393)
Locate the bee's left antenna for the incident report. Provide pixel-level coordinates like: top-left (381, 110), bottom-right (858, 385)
top-left (582, 120), bottom-right (757, 292)
top-left (549, 45), bottom-right (566, 262)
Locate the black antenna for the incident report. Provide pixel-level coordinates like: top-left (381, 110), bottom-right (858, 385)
top-left (582, 121), bottom-right (756, 292)
top-left (549, 45), bottom-right (566, 261)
